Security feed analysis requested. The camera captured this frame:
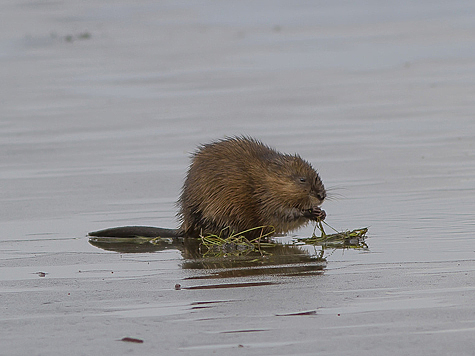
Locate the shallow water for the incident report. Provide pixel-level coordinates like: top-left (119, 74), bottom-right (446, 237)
top-left (2, 1), bottom-right (475, 355)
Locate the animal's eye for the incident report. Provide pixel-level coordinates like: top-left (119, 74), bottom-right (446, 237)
top-left (299, 177), bottom-right (307, 183)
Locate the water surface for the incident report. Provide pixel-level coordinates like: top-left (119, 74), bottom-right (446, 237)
top-left (1, 1), bottom-right (475, 355)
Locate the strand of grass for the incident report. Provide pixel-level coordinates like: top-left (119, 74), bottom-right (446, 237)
top-left (322, 220), bottom-right (340, 234)
top-left (251, 227), bottom-right (273, 256)
top-left (202, 236), bottom-right (226, 245)
top-left (317, 220), bottom-right (326, 238)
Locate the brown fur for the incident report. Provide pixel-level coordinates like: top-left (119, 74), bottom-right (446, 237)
top-left (178, 137), bottom-right (326, 238)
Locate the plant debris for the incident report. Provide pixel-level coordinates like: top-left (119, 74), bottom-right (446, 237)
top-left (199, 226), bottom-right (276, 257)
top-left (199, 221), bottom-right (368, 255)
top-left (88, 221), bottom-right (368, 255)
top-left (297, 220), bottom-right (368, 249)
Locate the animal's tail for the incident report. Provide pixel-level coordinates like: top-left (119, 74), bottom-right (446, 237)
top-left (88, 226), bottom-right (181, 238)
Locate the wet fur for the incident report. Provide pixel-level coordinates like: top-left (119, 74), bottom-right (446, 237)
top-left (178, 137), bottom-right (326, 238)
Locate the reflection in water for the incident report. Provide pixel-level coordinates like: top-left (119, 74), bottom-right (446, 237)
top-left (89, 232), bottom-right (367, 278)
top-left (182, 242), bottom-right (326, 277)
top-left (184, 281), bottom-right (279, 289)
top-left (88, 236), bottom-right (183, 254)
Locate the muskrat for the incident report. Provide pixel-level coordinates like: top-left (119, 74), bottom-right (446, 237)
top-left (89, 137), bottom-right (326, 239)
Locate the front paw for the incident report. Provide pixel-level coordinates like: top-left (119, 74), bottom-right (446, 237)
top-left (303, 207), bottom-right (326, 221)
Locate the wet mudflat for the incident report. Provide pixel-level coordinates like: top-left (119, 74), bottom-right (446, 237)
top-left (2, 1), bottom-right (475, 355)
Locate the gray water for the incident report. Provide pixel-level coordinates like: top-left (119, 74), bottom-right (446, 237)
top-left (2, 1), bottom-right (475, 355)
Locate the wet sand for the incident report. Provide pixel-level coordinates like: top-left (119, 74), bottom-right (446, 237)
top-left (2, 1), bottom-right (475, 355)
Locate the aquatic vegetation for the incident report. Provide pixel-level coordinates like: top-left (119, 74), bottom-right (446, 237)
top-left (298, 220), bottom-right (368, 250)
top-left (199, 226), bottom-right (277, 257)
top-left (88, 221), bottom-right (368, 256)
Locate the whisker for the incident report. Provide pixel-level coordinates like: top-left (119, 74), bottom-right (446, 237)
top-left (324, 186), bottom-right (347, 201)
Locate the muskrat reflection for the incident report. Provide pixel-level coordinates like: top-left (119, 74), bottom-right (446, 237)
top-left (88, 236), bottom-right (326, 274)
